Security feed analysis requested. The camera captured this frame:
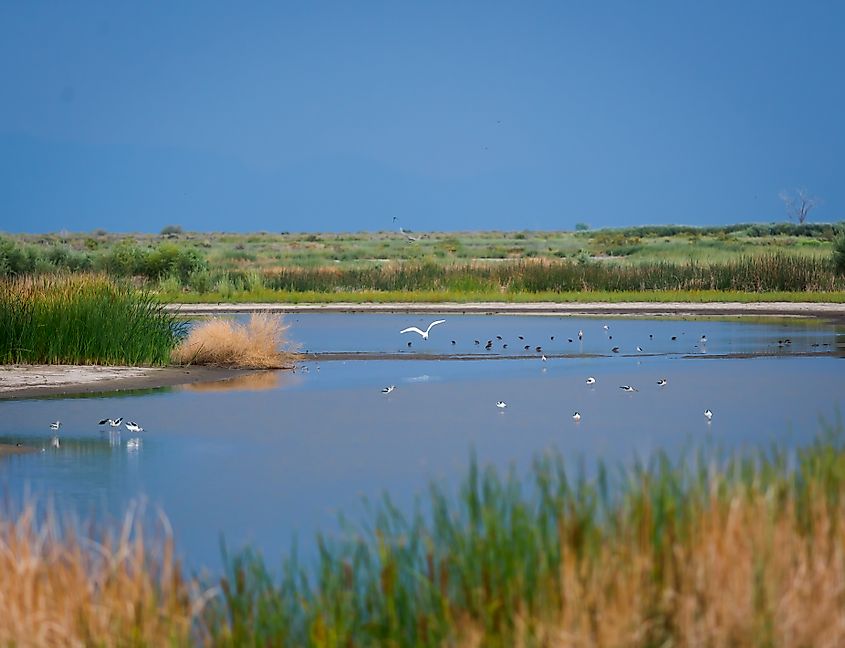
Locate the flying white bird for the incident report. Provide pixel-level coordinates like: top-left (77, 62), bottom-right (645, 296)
top-left (704, 409), bottom-right (713, 421)
top-left (125, 421), bottom-right (144, 433)
top-left (619, 385), bottom-right (638, 393)
top-left (400, 319), bottom-right (446, 340)
top-left (496, 401), bottom-right (507, 409)
top-left (572, 412), bottom-right (581, 422)
top-left (49, 421), bottom-right (61, 430)
top-left (381, 385), bottom-right (396, 394)
top-left (657, 379), bottom-right (668, 386)
top-left (586, 377), bottom-right (596, 385)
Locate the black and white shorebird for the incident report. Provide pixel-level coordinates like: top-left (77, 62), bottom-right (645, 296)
top-left (611, 346), bottom-right (620, 353)
top-left (603, 324), bottom-right (609, 331)
top-left (381, 385), bottom-right (396, 394)
top-left (400, 319), bottom-right (445, 340)
top-left (572, 411), bottom-right (581, 422)
top-left (49, 421), bottom-right (61, 430)
top-left (636, 346), bottom-right (643, 352)
top-left (657, 378), bottom-right (668, 386)
top-left (125, 421), bottom-right (144, 433)
top-left (99, 417), bottom-right (123, 428)
top-left (704, 409), bottom-right (713, 422)
top-left (496, 400), bottom-right (508, 409)
top-left (578, 329), bottom-right (583, 340)
top-left (700, 335), bottom-right (708, 344)
top-left (619, 385), bottom-right (638, 393)
top-left (586, 376), bottom-right (596, 385)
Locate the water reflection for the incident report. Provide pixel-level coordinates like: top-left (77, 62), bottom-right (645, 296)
top-left (180, 370), bottom-right (300, 393)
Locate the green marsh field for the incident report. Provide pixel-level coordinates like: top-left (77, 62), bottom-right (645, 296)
top-left (3, 223), bottom-right (845, 302)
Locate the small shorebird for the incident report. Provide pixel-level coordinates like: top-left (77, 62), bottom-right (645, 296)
top-left (400, 319), bottom-right (446, 340)
top-left (541, 355), bottom-right (547, 362)
top-left (572, 412), bottom-right (581, 422)
top-left (99, 417), bottom-right (123, 428)
top-left (704, 409), bottom-right (713, 422)
top-left (636, 346), bottom-right (643, 352)
top-left (611, 346), bottom-right (620, 353)
top-left (125, 421), bottom-right (144, 433)
top-left (381, 385), bottom-right (396, 394)
top-left (49, 421), bottom-right (61, 430)
top-left (578, 329), bottom-right (583, 340)
top-left (657, 379), bottom-right (668, 386)
top-left (496, 401), bottom-right (508, 409)
top-left (586, 377), bottom-right (596, 385)
top-left (603, 324), bottom-right (609, 331)
top-left (619, 385), bottom-right (638, 393)
top-left (700, 335), bottom-right (708, 344)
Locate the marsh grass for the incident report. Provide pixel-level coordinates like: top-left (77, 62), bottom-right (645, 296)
top-left (0, 503), bottom-right (196, 646)
top-left (205, 432), bottom-right (845, 647)
top-left (0, 274), bottom-right (184, 365)
top-left (171, 313), bottom-right (297, 368)
top-left (5, 434), bottom-right (845, 645)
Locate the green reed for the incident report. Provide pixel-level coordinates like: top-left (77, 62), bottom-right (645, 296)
top-left (203, 427), bottom-right (845, 647)
top-left (222, 253), bottom-right (841, 296)
top-left (0, 274), bottom-right (185, 365)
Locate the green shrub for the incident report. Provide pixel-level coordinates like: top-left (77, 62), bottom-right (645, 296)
top-left (834, 233), bottom-right (845, 275)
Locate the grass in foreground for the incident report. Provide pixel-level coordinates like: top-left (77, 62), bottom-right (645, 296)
top-left (171, 313), bottom-right (297, 368)
top-left (4, 432), bottom-right (845, 646)
top-left (0, 274), bottom-right (184, 365)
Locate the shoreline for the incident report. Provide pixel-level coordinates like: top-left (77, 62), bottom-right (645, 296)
top-left (167, 301), bottom-right (845, 321)
top-left (0, 365), bottom-right (261, 400)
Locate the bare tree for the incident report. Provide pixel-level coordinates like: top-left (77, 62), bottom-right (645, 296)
top-left (778, 188), bottom-right (819, 224)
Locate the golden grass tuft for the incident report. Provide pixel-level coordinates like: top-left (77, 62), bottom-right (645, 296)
top-left (171, 313), bottom-right (297, 369)
top-left (0, 503), bottom-right (198, 646)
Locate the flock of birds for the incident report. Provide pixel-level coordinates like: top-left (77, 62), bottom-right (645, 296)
top-left (45, 417), bottom-right (144, 451)
top-left (388, 318), bottom-right (716, 424)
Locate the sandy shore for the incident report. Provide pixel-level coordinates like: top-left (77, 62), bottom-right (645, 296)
top-left (0, 365), bottom-right (256, 400)
top-left (167, 301), bottom-right (845, 320)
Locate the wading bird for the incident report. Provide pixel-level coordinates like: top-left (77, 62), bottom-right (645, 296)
top-left (381, 385), bottom-right (395, 394)
top-left (99, 417), bottom-right (123, 427)
top-left (657, 379), bottom-right (668, 386)
top-left (49, 421), bottom-right (61, 430)
top-left (400, 319), bottom-right (445, 340)
top-left (620, 385), bottom-right (638, 393)
top-left (586, 377), bottom-right (596, 385)
top-left (496, 401), bottom-right (507, 409)
top-left (572, 412), bottom-right (581, 422)
top-left (125, 421), bottom-right (144, 433)
top-left (704, 409), bottom-right (713, 422)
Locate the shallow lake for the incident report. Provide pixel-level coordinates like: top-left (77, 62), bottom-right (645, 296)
top-left (1, 314), bottom-right (843, 569)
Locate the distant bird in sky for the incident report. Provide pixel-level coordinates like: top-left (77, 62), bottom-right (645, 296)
top-left (496, 401), bottom-right (508, 409)
top-left (620, 385), bottom-right (638, 393)
top-left (49, 421), bottom-right (61, 430)
top-left (125, 421), bottom-right (144, 433)
top-left (572, 412), bottom-right (581, 422)
top-left (400, 320), bottom-right (446, 340)
top-left (586, 376), bottom-right (596, 385)
top-left (657, 378), bottom-right (668, 386)
top-left (704, 409), bottom-right (713, 422)
top-left (381, 385), bottom-right (395, 394)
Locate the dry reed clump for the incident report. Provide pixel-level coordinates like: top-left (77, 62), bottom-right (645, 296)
top-left (0, 503), bottom-right (199, 647)
top-left (171, 313), bottom-right (296, 369)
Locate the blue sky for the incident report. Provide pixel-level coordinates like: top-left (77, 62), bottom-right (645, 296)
top-left (1, 1), bottom-right (842, 233)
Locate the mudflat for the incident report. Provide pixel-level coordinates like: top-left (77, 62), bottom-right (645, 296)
top-left (0, 365), bottom-right (255, 400)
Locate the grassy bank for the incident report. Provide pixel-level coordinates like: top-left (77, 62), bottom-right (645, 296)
top-left (5, 432), bottom-right (845, 645)
top-left (162, 288), bottom-right (845, 304)
top-left (0, 274), bottom-right (183, 365)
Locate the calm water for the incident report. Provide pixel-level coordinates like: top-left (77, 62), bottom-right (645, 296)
top-left (1, 314), bottom-right (843, 569)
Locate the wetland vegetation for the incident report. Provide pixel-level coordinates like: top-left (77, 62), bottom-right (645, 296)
top-left (4, 430), bottom-right (845, 646)
top-left (2, 223), bottom-right (844, 302)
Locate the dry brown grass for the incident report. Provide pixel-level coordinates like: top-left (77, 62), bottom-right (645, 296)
top-left (171, 314), bottom-right (297, 369)
top-left (0, 503), bottom-right (200, 647)
top-left (492, 483), bottom-right (845, 648)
